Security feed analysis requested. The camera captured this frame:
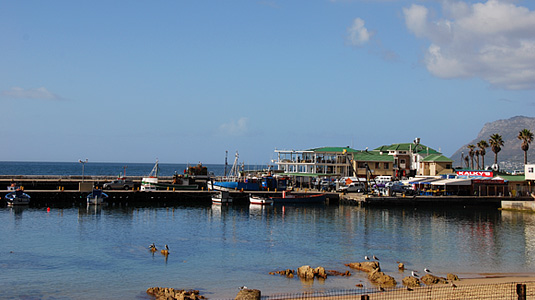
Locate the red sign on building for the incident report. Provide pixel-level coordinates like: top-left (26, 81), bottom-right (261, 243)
top-left (456, 171), bottom-right (493, 177)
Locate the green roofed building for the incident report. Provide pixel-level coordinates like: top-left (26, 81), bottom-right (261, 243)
top-left (418, 154), bottom-right (453, 176)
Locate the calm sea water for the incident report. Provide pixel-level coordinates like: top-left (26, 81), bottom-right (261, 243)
top-left (0, 161), bottom-right (267, 177)
top-left (1, 162), bottom-right (535, 299)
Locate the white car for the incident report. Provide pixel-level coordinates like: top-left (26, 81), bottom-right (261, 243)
top-left (338, 182), bottom-right (365, 192)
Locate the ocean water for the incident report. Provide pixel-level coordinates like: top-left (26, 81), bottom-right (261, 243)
top-left (0, 161), bottom-right (267, 177)
top-left (1, 162), bottom-right (535, 299)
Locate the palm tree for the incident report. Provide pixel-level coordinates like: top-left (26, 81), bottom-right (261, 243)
top-left (517, 129), bottom-right (534, 165)
top-left (475, 149), bottom-right (480, 169)
top-left (477, 140), bottom-right (489, 169)
top-left (489, 134), bottom-right (504, 167)
top-left (464, 155), bottom-right (470, 168)
top-left (467, 144), bottom-right (475, 169)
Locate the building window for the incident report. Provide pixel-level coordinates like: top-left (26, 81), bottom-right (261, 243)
top-left (446, 164), bottom-right (451, 169)
top-left (375, 162), bottom-right (380, 169)
top-left (384, 163), bottom-right (389, 169)
top-left (358, 162), bottom-right (366, 168)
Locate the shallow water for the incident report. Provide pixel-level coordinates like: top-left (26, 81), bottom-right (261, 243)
top-left (1, 204), bottom-right (534, 299)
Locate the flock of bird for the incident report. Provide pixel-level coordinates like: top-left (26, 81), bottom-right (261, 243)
top-left (363, 255), bottom-right (458, 290)
top-left (149, 243), bottom-right (169, 256)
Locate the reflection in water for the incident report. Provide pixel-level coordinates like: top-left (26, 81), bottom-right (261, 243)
top-left (1, 204), bottom-right (535, 299)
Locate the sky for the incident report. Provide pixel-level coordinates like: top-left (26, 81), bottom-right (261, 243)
top-left (1, 0), bottom-right (534, 165)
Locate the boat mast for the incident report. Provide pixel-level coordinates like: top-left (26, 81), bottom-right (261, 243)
top-left (224, 150), bottom-right (228, 177)
top-left (148, 159), bottom-right (160, 177)
top-left (228, 151), bottom-right (239, 180)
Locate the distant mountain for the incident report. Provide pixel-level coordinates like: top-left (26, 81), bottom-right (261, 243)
top-left (450, 116), bottom-right (535, 171)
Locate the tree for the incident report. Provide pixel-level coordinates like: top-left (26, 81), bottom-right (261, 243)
top-left (464, 155), bottom-right (470, 168)
top-left (489, 134), bottom-right (504, 167)
top-left (477, 140), bottom-right (489, 169)
top-left (517, 129), bottom-right (534, 165)
top-left (475, 149), bottom-right (480, 169)
top-left (467, 144), bottom-right (475, 169)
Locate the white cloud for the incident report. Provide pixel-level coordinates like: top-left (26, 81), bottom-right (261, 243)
top-left (347, 18), bottom-right (372, 46)
top-left (1, 87), bottom-right (65, 100)
top-left (403, 0), bottom-right (535, 90)
top-left (218, 117), bottom-right (249, 136)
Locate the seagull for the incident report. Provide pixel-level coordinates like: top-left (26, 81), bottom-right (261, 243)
top-left (373, 255), bottom-right (379, 261)
top-left (411, 271), bottom-right (419, 277)
top-left (149, 243), bottom-right (157, 252)
top-left (378, 286), bottom-right (385, 292)
top-left (364, 256), bottom-right (370, 260)
top-left (424, 268), bottom-right (431, 273)
top-left (450, 282), bottom-right (457, 288)
top-left (239, 286), bottom-right (248, 290)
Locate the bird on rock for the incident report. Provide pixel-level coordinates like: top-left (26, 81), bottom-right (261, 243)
top-left (411, 271), bottom-right (419, 278)
top-left (424, 268), bottom-right (431, 273)
top-left (364, 256), bottom-right (370, 261)
top-left (373, 255), bottom-right (379, 261)
top-left (149, 243), bottom-right (157, 252)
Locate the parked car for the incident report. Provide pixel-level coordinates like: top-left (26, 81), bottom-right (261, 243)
top-left (103, 179), bottom-right (135, 190)
top-left (338, 182), bottom-right (365, 192)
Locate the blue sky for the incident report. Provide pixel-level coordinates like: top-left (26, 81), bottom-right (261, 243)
top-left (1, 0), bottom-right (534, 164)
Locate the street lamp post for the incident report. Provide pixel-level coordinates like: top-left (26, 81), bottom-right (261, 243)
top-left (79, 159), bottom-right (88, 182)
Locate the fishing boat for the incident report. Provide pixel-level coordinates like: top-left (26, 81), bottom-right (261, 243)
top-left (141, 160), bottom-right (198, 191)
top-left (5, 189), bottom-right (31, 206)
top-left (270, 191), bottom-right (326, 204)
top-left (249, 194), bottom-right (273, 205)
top-left (86, 189), bottom-right (108, 205)
top-left (212, 191), bottom-right (233, 204)
top-left (208, 151), bottom-right (261, 191)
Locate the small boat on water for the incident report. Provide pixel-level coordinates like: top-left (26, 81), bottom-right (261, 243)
top-left (212, 191), bottom-right (233, 204)
top-left (249, 194), bottom-right (273, 205)
top-left (270, 191), bottom-right (326, 204)
top-left (5, 189), bottom-right (31, 206)
top-left (86, 189), bottom-right (108, 205)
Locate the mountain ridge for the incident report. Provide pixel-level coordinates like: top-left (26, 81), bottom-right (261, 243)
top-left (450, 116), bottom-right (535, 171)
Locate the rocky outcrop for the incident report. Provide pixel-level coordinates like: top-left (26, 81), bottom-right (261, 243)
top-left (345, 261), bottom-right (380, 273)
top-left (297, 265), bottom-right (327, 280)
top-left (368, 269), bottom-right (396, 286)
top-left (421, 274), bottom-right (447, 285)
top-left (447, 273), bottom-right (460, 281)
top-left (235, 289), bottom-right (261, 300)
top-left (402, 276), bottom-right (420, 288)
top-left (146, 287), bottom-right (205, 300)
top-left (327, 270), bottom-right (351, 276)
top-left (268, 269), bottom-right (295, 278)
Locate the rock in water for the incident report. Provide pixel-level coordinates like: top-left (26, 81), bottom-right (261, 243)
top-left (297, 265), bottom-right (315, 279)
top-left (368, 269), bottom-right (397, 286)
top-left (421, 274), bottom-right (447, 285)
top-left (146, 287), bottom-right (205, 300)
top-left (235, 289), bottom-right (261, 300)
top-left (345, 261), bottom-right (381, 273)
top-left (447, 273), bottom-right (460, 281)
top-left (402, 276), bottom-right (421, 288)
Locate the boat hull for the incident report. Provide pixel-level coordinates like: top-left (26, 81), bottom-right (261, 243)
top-left (270, 193), bottom-right (326, 204)
top-left (212, 191), bottom-right (233, 204)
top-left (5, 191), bottom-right (31, 206)
top-left (249, 195), bottom-right (273, 205)
top-left (209, 181), bottom-right (260, 191)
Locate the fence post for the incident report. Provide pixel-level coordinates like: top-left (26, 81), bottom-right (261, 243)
top-left (517, 284), bottom-right (526, 300)
top-left (361, 295), bottom-right (369, 300)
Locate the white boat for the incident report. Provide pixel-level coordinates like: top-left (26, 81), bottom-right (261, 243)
top-left (211, 191), bottom-right (232, 204)
top-left (249, 194), bottom-right (273, 205)
top-left (86, 189), bottom-right (108, 205)
top-left (141, 160), bottom-right (198, 191)
top-left (141, 160), bottom-right (160, 191)
top-left (5, 189), bottom-right (31, 206)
